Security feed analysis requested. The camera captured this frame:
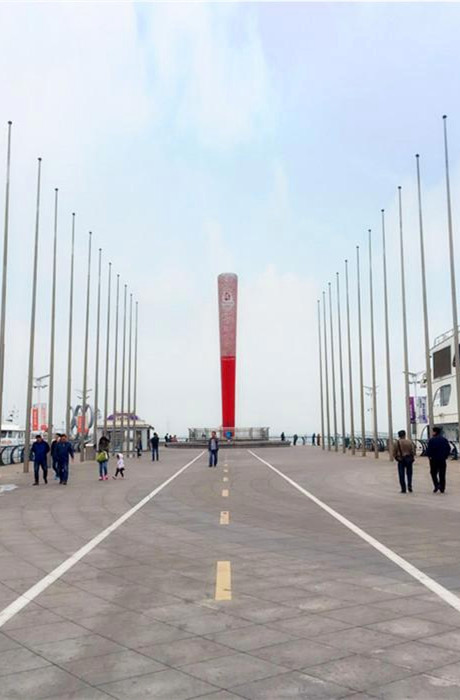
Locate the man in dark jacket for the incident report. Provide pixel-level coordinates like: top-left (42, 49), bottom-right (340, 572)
top-left (426, 426), bottom-right (451, 494)
top-left (208, 431), bottom-right (219, 467)
top-left (150, 433), bottom-right (159, 461)
top-left (50, 433), bottom-right (61, 480)
top-left (31, 434), bottom-right (50, 485)
top-left (55, 434), bottom-right (74, 485)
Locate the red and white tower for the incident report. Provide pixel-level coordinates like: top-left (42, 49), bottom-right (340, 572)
top-left (218, 273), bottom-right (238, 435)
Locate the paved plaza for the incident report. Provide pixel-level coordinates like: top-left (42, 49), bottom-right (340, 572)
top-left (1, 447), bottom-right (460, 698)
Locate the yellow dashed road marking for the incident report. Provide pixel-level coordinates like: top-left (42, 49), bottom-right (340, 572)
top-left (222, 489), bottom-right (229, 497)
top-left (223, 476), bottom-right (229, 482)
top-left (220, 511), bottom-right (229, 525)
top-left (215, 561), bottom-right (232, 600)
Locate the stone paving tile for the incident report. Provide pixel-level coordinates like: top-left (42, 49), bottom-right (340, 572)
top-left (371, 673), bottom-right (460, 698)
top-left (205, 623), bottom-right (297, 652)
top-left (232, 669), bottom-right (351, 698)
top-left (100, 667), bottom-right (220, 699)
top-left (1, 605), bottom-right (65, 631)
top-left (5, 620), bottom-right (90, 646)
top-left (369, 639), bottom-right (460, 673)
top-left (175, 611), bottom-right (254, 636)
top-left (251, 638), bottom-right (351, 670)
top-left (31, 633), bottom-right (126, 664)
top-left (366, 615), bottom-right (454, 640)
top-left (314, 627), bottom-right (403, 653)
top-left (146, 601), bottom-right (216, 623)
top-left (0, 665), bottom-right (88, 698)
top-left (305, 654), bottom-right (412, 692)
top-left (429, 660), bottom-right (460, 684)
top-left (62, 649), bottom-right (166, 686)
top-left (267, 614), bottom-right (353, 639)
top-left (0, 646), bottom-right (50, 676)
top-left (419, 629), bottom-right (460, 651)
top-left (414, 605), bottom-right (460, 626)
top-left (181, 651), bottom-right (290, 688)
top-left (371, 595), bottom-right (448, 616)
top-left (0, 631), bottom-right (20, 652)
top-left (139, 636), bottom-right (233, 667)
top-left (192, 692), bottom-right (245, 700)
top-left (293, 595), bottom-right (353, 613)
top-left (323, 605), bottom-right (400, 626)
top-left (43, 689), bottom-right (116, 700)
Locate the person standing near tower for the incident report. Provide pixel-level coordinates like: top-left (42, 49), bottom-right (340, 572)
top-left (208, 431), bottom-right (219, 467)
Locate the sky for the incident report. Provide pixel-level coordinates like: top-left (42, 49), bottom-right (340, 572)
top-left (1, 1), bottom-right (460, 437)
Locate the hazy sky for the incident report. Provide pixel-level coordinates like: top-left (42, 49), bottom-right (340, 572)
top-left (1, 2), bottom-right (460, 436)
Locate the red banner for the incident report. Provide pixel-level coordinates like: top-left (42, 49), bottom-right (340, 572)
top-left (32, 406), bottom-right (39, 432)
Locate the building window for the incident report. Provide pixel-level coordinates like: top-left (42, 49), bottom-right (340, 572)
top-left (433, 385), bottom-right (452, 407)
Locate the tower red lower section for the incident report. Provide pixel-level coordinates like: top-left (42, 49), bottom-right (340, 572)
top-left (221, 356), bottom-right (236, 431)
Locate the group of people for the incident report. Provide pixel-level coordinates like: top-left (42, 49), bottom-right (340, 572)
top-left (164, 433), bottom-right (178, 444)
top-left (30, 433), bottom-right (74, 485)
top-left (394, 426), bottom-right (451, 494)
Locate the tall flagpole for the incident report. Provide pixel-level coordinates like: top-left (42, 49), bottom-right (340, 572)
top-left (127, 292), bottom-right (133, 457)
top-left (80, 231), bottom-right (92, 462)
top-left (442, 115), bottom-right (460, 438)
top-left (345, 259), bottom-right (355, 455)
top-left (369, 229), bottom-right (378, 459)
top-left (317, 299), bottom-right (325, 451)
top-left (398, 186), bottom-right (411, 439)
top-left (357, 245), bottom-right (366, 456)
top-left (66, 213), bottom-right (75, 437)
top-left (120, 284), bottom-right (127, 452)
top-left (112, 274), bottom-right (120, 451)
top-left (24, 158), bottom-right (42, 473)
top-left (323, 290), bottom-right (331, 450)
top-left (133, 301), bottom-right (138, 456)
top-left (103, 262), bottom-right (112, 437)
top-left (93, 248), bottom-right (102, 447)
top-left (0, 121), bottom-right (12, 436)
top-left (336, 272), bottom-right (346, 453)
top-left (328, 282), bottom-right (338, 451)
top-left (381, 210), bottom-right (394, 460)
top-left (47, 188), bottom-right (58, 443)
top-left (416, 154), bottom-right (434, 436)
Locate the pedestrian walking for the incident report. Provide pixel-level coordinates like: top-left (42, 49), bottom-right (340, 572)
top-left (96, 446), bottom-right (109, 480)
top-left (50, 433), bottom-right (61, 480)
top-left (55, 434), bottom-right (74, 485)
top-left (208, 430), bottom-right (219, 467)
top-left (426, 426), bottom-right (451, 494)
top-left (31, 434), bottom-right (50, 485)
top-left (317, 433), bottom-right (321, 446)
top-left (136, 436), bottom-right (142, 457)
top-left (312, 432), bottom-right (316, 446)
top-left (393, 429), bottom-right (415, 493)
top-left (150, 432), bottom-right (159, 461)
top-left (113, 453), bottom-right (125, 479)
top-left (293, 433), bottom-right (298, 446)
top-left (280, 432), bottom-right (285, 442)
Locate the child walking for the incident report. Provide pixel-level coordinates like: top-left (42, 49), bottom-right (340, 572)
top-left (113, 453), bottom-right (125, 479)
top-left (96, 447), bottom-right (109, 480)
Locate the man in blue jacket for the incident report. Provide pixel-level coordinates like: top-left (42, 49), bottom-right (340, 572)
top-left (208, 431), bottom-right (219, 467)
top-left (55, 434), bottom-right (74, 485)
top-left (426, 426), bottom-right (451, 494)
top-left (31, 434), bottom-right (50, 485)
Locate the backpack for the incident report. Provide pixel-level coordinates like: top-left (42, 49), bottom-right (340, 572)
top-left (96, 450), bottom-right (108, 463)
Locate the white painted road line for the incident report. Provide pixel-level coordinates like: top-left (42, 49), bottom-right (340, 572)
top-left (249, 450), bottom-right (460, 614)
top-left (0, 452), bottom-right (205, 629)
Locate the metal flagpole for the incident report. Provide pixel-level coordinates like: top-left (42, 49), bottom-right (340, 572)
top-left (398, 187), bottom-right (411, 439)
top-left (442, 115), bottom-right (460, 439)
top-left (336, 272), bottom-right (346, 453)
top-left (133, 301), bottom-right (138, 457)
top-left (416, 155), bottom-right (434, 436)
top-left (80, 232), bottom-right (92, 462)
top-left (120, 284), bottom-right (127, 453)
top-left (93, 248), bottom-right (102, 448)
top-left (66, 213), bottom-right (75, 437)
top-left (357, 245), bottom-right (366, 456)
top-left (47, 188), bottom-right (58, 444)
top-left (103, 262), bottom-right (112, 437)
top-left (112, 274), bottom-right (119, 452)
top-left (0, 121), bottom-right (12, 437)
top-left (317, 299), bottom-right (325, 451)
top-left (127, 293), bottom-right (133, 457)
top-left (328, 282), bottom-right (338, 451)
top-left (381, 210), bottom-right (394, 460)
top-left (368, 229), bottom-right (378, 459)
top-left (345, 259), bottom-right (355, 455)
top-left (24, 158), bottom-right (42, 473)
top-left (323, 290), bottom-right (331, 450)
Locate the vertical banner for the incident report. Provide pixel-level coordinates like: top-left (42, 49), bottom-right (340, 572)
top-left (31, 405), bottom-right (39, 432)
top-left (40, 403), bottom-right (47, 432)
top-left (218, 273), bottom-right (238, 435)
top-left (417, 396), bottom-right (427, 424)
top-left (409, 396), bottom-right (416, 424)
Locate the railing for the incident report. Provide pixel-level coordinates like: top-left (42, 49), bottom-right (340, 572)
top-left (0, 440), bottom-right (81, 466)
